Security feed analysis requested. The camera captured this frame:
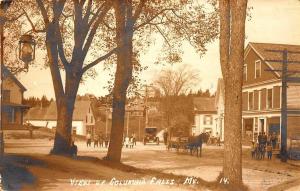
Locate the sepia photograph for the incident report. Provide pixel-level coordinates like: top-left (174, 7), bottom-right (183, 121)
top-left (0, 0), bottom-right (300, 190)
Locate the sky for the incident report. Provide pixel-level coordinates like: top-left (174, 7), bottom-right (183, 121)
top-left (18, 0), bottom-right (300, 99)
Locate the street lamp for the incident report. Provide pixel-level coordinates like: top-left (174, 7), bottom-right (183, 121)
top-left (19, 34), bottom-right (36, 70)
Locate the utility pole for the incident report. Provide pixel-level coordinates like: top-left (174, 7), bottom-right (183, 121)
top-left (105, 107), bottom-right (108, 137)
top-left (138, 116), bottom-right (141, 141)
top-left (145, 85), bottom-right (148, 127)
top-left (265, 48), bottom-right (300, 162)
top-left (281, 49), bottom-right (288, 162)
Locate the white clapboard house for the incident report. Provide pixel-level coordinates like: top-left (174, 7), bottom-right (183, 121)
top-left (24, 100), bottom-right (95, 136)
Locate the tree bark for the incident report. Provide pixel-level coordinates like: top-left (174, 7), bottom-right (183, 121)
top-left (219, 0), bottom-right (248, 187)
top-left (106, 1), bottom-right (134, 162)
top-left (45, 23), bottom-right (82, 155)
top-left (51, 96), bottom-right (76, 155)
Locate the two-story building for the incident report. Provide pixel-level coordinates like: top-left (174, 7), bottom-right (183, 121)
top-left (242, 42), bottom-right (300, 144)
top-left (193, 97), bottom-right (218, 136)
top-left (2, 66), bottom-right (29, 129)
top-left (25, 99), bottom-right (95, 136)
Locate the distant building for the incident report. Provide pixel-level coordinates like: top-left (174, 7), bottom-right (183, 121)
top-left (24, 99), bottom-right (95, 136)
top-left (2, 66), bottom-right (30, 129)
top-left (193, 97), bottom-right (217, 136)
top-left (242, 42), bottom-right (300, 144)
top-left (215, 78), bottom-right (225, 141)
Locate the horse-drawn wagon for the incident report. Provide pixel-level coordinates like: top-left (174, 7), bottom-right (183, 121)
top-left (167, 126), bottom-right (203, 157)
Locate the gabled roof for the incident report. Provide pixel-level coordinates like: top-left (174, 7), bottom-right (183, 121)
top-left (25, 100), bottom-right (93, 121)
top-left (2, 65), bottom-right (27, 91)
top-left (193, 97), bottom-right (216, 112)
top-left (246, 42), bottom-right (300, 78)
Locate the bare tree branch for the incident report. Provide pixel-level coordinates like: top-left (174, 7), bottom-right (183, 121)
top-left (36, 0), bottom-right (50, 24)
top-left (81, 47), bottom-right (118, 74)
top-left (55, 22), bottom-right (69, 68)
top-left (23, 9), bottom-right (46, 33)
top-left (82, 0), bottom-right (93, 24)
top-left (134, 8), bottom-right (172, 30)
top-left (132, 0), bottom-right (146, 24)
top-left (154, 25), bottom-right (171, 47)
top-left (82, 1), bottom-right (112, 58)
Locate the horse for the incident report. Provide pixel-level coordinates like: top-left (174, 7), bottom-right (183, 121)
top-left (186, 134), bottom-right (203, 157)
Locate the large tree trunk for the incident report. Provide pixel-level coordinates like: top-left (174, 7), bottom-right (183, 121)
top-left (45, 22), bottom-right (83, 156)
top-left (106, 1), bottom-right (134, 162)
top-left (51, 72), bottom-right (80, 155)
top-left (219, 0), bottom-right (247, 187)
top-left (51, 97), bottom-right (76, 155)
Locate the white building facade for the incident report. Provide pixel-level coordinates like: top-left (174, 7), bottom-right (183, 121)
top-left (193, 97), bottom-right (218, 137)
top-left (25, 100), bottom-right (95, 136)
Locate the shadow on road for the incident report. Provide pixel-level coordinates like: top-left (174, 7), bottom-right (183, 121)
top-left (0, 154), bottom-right (44, 190)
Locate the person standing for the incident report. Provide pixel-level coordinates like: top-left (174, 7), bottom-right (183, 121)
top-left (99, 134), bottom-right (104, 147)
top-left (104, 136), bottom-right (109, 148)
top-left (94, 134), bottom-right (99, 148)
top-left (86, 132), bottom-right (91, 147)
top-left (163, 129), bottom-right (169, 145)
top-left (124, 136), bottom-right (130, 148)
top-left (266, 142), bottom-right (273, 160)
top-left (129, 136), bottom-right (134, 149)
top-left (70, 141), bottom-right (78, 159)
top-left (132, 133), bottom-right (136, 146)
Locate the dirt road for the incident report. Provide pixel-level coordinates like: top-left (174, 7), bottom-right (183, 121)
top-left (4, 138), bottom-right (300, 190)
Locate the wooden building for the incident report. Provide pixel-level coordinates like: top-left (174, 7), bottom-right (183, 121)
top-left (1, 66), bottom-right (30, 129)
top-left (242, 42), bottom-right (300, 144)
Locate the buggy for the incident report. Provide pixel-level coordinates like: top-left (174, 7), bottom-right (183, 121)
top-left (143, 127), bottom-right (159, 145)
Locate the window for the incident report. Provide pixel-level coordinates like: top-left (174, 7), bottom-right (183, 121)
top-left (243, 64), bottom-right (247, 81)
top-left (7, 108), bottom-right (16, 123)
top-left (255, 60), bottom-right (261, 78)
top-left (203, 115), bottom-right (213, 125)
top-left (267, 89), bottom-right (273, 109)
top-left (2, 90), bottom-right (10, 103)
top-left (249, 92), bottom-right (254, 110)
top-left (90, 116), bottom-right (93, 123)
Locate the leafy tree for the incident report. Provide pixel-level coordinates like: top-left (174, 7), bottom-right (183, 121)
top-left (106, 0), bottom-right (218, 162)
top-left (6, 0), bottom-right (115, 155)
top-left (219, 0), bottom-right (248, 187)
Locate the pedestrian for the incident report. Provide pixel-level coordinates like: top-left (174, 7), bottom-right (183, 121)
top-left (124, 136), bottom-right (130, 148)
top-left (94, 134), bottom-right (99, 148)
top-left (163, 129), bottom-right (168, 145)
top-left (258, 132), bottom-right (262, 146)
top-left (216, 132), bottom-right (221, 146)
top-left (132, 133), bottom-right (136, 146)
top-left (251, 141), bottom-right (257, 159)
top-left (266, 142), bottom-right (272, 160)
top-left (86, 132), bottom-right (92, 147)
top-left (271, 132), bottom-right (278, 149)
top-left (70, 141), bottom-right (78, 159)
top-left (104, 136), bottom-right (109, 148)
top-left (129, 136), bottom-right (134, 149)
top-left (99, 134), bottom-right (104, 147)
